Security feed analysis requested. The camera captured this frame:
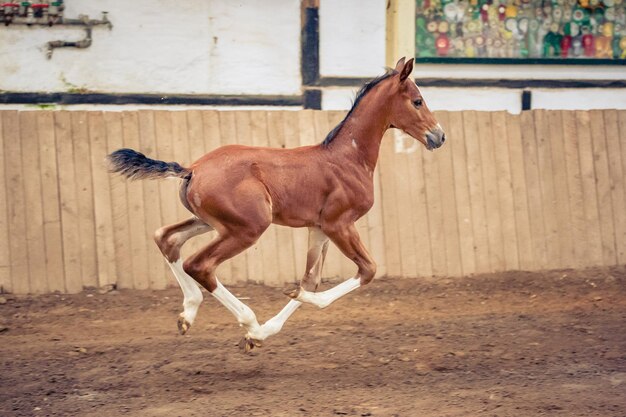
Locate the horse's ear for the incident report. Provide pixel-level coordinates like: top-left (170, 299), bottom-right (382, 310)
top-left (394, 57), bottom-right (406, 72)
top-left (399, 58), bottom-right (414, 82)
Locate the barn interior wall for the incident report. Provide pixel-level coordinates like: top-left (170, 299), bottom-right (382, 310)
top-left (1, 1), bottom-right (623, 112)
top-left (0, 0), bottom-right (301, 95)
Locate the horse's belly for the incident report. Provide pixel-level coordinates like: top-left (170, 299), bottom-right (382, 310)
top-left (270, 200), bottom-right (322, 228)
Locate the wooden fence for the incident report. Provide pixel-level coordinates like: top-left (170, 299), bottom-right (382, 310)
top-left (0, 109), bottom-right (624, 294)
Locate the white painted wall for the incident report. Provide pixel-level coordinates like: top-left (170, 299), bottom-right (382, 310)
top-left (0, 0), bottom-right (301, 95)
top-left (413, 63), bottom-right (626, 81)
top-left (206, 1), bottom-right (300, 94)
top-left (322, 86), bottom-right (524, 114)
top-left (532, 89), bottom-right (626, 111)
top-left (321, 84), bottom-right (626, 114)
top-left (319, 0), bottom-right (386, 77)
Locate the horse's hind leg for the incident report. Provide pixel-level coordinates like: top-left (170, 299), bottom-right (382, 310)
top-left (154, 217), bottom-right (213, 334)
top-left (300, 227), bottom-right (330, 292)
top-left (183, 222), bottom-right (271, 351)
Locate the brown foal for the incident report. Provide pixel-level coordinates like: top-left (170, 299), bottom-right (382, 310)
top-left (108, 57), bottom-right (445, 351)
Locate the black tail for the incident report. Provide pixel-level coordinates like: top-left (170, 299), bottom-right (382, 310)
top-left (107, 148), bottom-right (190, 180)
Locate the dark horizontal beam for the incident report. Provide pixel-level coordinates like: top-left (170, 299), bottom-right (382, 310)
top-left (2, 78), bottom-right (622, 109)
top-left (414, 57), bottom-right (626, 66)
top-left (0, 92), bottom-right (304, 106)
top-left (319, 77), bottom-right (626, 89)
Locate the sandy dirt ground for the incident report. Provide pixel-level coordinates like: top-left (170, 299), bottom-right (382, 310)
top-left (1, 266), bottom-right (625, 417)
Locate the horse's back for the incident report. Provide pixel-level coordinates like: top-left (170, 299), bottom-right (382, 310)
top-left (186, 144), bottom-right (330, 228)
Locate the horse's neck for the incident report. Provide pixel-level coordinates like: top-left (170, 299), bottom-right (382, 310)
top-left (327, 103), bottom-right (388, 171)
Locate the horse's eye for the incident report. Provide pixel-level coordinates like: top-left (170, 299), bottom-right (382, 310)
top-left (413, 98), bottom-right (423, 108)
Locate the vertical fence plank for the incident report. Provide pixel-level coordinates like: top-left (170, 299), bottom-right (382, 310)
top-left (122, 112), bottom-right (150, 289)
top-left (19, 112), bottom-right (47, 293)
top-left (0, 113), bottom-right (12, 292)
top-left (433, 112), bottom-right (462, 277)
top-left (202, 110), bottom-right (222, 154)
top-left (406, 139), bottom-right (429, 277)
top-left (534, 110), bottom-right (560, 269)
top-left (448, 112), bottom-right (475, 275)
top-left (55, 112), bottom-right (82, 293)
top-left (37, 112), bottom-right (65, 293)
top-left (589, 110), bottom-right (617, 265)
top-left (576, 111), bottom-right (604, 266)
top-left (490, 111), bottom-right (519, 271)
top-left (395, 132), bottom-right (422, 277)
top-left (298, 110), bottom-right (317, 146)
top-left (520, 111), bottom-right (547, 269)
top-left (506, 113), bottom-right (533, 270)
top-left (619, 110), bottom-right (626, 264)
top-left (422, 137), bottom-right (446, 276)
top-left (105, 112), bottom-right (133, 289)
top-left (3, 112), bottom-right (29, 293)
top-left (267, 111), bottom-right (297, 285)
top-left (138, 110), bottom-right (167, 289)
top-left (477, 112), bottom-right (505, 272)
top-left (605, 110), bottom-right (626, 264)
top-left (561, 111), bottom-right (586, 268)
top-left (88, 112), bottom-right (117, 288)
top-left (619, 111), bottom-right (626, 200)
top-left (463, 111), bottom-right (490, 273)
top-left (400, 131), bottom-right (428, 277)
top-left (410, 145), bottom-right (434, 277)
top-left (369, 149), bottom-right (387, 278)
top-left (187, 110), bottom-right (206, 161)
top-left (218, 111), bottom-right (247, 284)
top-left (378, 131), bottom-right (403, 277)
top-left (155, 111), bottom-right (180, 234)
top-left (71, 112), bottom-right (98, 288)
top-left (20, 112), bottom-right (47, 293)
top-left (547, 111), bottom-right (575, 268)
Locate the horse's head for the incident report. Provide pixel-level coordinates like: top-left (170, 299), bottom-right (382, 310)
top-left (386, 57), bottom-right (445, 151)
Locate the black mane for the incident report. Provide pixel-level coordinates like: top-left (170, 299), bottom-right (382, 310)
top-left (321, 70), bottom-right (396, 147)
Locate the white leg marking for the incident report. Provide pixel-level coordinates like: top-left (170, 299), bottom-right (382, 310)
top-left (169, 260), bottom-right (203, 325)
top-left (295, 277), bottom-right (361, 308)
top-left (254, 300), bottom-right (302, 340)
top-left (212, 282), bottom-right (301, 342)
top-left (211, 279), bottom-right (262, 335)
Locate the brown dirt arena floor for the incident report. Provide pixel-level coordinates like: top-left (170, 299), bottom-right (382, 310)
top-left (1, 266), bottom-right (625, 417)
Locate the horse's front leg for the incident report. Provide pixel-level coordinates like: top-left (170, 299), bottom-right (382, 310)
top-left (288, 223), bottom-right (376, 308)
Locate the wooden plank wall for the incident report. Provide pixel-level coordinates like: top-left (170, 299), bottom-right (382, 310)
top-left (0, 109), bottom-right (624, 294)
top-left (378, 109), bottom-right (626, 278)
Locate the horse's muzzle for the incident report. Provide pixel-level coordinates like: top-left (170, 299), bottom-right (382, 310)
top-left (425, 127), bottom-right (446, 151)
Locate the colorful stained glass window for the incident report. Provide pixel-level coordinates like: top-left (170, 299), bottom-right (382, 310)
top-left (415, 0), bottom-right (626, 61)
